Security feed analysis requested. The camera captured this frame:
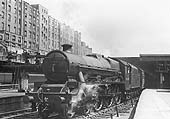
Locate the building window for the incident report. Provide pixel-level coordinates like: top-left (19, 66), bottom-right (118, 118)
top-left (25, 5), bottom-right (27, 10)
top-left (25, 21), bottom-right (27, 26)
top-left (12, 35), bottom-right (16, 42)
top-left (29, 22), bottom-right (32, 29)
top-left (14, 16), bottom-right (17, 23)
top-left (18, 37), bottom-right (21, 43)
top-left (24, 22), bottom-right (27, 29)
top-left (43, 18), bottom-right (45, 23)
top-left (18, 44), bottom-right (21, 48)
top-left (8, 5), bottom-right (11, 12)
top-left (14, 0), bottom-right (17, 6)
top-left (25, 31), bottom-right (27, 37)
top-left (8, 14), bottom-right (11, 22)
top-left (2, 2), bottom-right (5, 9)
top-left (24, 41), bottom-right (27, 46)
top-left (32, 33), bottom-right (35, 40)
top-left (12, 43), bottom-right (15, 47)
top-left (14, 27), bottom-right (16, 33)
top-left (41, 31), bottom-right (43, 37)
top-left (37, 27), bottom-right (39, 32)
top-left (18, 28), bottom-right (21, 35)
top-left (37, 19), bottom-right (39, 23)
top-left (19, 19), bottom-right (21, 24)
top-left (33, 17), bottom-right (36, 22)
top-left (5, 33), bottom-right (9, 40)
top-left (33, 9), bottom-right (35, 14)
top-left (29, 14), bottom-right (32, 20)
top-left (25, 13), bottom-right (27, 18)
top-left (14, 8), bottom-right (17, 14)
top-left (0, 35), bottom-right (3, 41)
top-left (33, 24), bottom-right (36, 31)
top-left (19, 2), bottom-right (22, 7)
top-left (28, 41), bottom-right (31, 48)
top-left (29, 31), bottom-right (31, 38)
top-left (7, 25), bottom-right (10, 32)
top-left (19, 10), bottom-right (21, 16)
top-left (33, 42), bottom-right (35, 49)
top-left (1, 22), bottom-right (4, 30)
top-left (48, 31), bottom-right (50, 37)
top-left (1, 11), bottom-right (4, 18)
top-left (42, 15), bottom-right (43, 20)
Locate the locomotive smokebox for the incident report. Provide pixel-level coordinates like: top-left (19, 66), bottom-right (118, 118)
top-left (62, 44), bottom-right (72, 52)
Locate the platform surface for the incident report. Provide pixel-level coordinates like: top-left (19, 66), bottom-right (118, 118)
top-left (134, 89), bottom-right (170, 119)
top-left (0, 89), bottom-right (25, 98)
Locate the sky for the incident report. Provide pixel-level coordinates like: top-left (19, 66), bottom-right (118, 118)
top-left (25, 0), bottom-right (170, 57)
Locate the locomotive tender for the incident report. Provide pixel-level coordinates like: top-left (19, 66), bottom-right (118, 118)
top-left (28, 50), bottom-right (144, 119)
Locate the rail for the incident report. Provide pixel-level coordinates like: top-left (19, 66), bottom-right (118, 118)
top-left (0, 108), bottom-right (35, 119)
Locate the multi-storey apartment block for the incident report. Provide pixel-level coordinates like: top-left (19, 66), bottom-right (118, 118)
top-left (0, 0), bottom-right (23, 54)
top-left (68, 27), bottom-right (74, 46)
top-left (48, 15), bottom-right (60, 51)
top-left (73, 31), bottom-right (82, 55)
top-left (0, 0), bottom-right (92, 58)
top-left (22, 1), bottom-right (40, 54)
top-left (79, 40), bottom-right (92, 56)
top-left (59, 23), bottom-right (66, 50)
top-left (32, 4), bottom-right (48, 55)
top-left (85, 46), bottom-right (92, 55)
top-left (60, 23), bottom-right (80, 54)
top-left (0, 0), bottom-right (7, 41)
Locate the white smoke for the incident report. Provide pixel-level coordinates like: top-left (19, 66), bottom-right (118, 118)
top-left (68, 83), bottom-right (99, 116)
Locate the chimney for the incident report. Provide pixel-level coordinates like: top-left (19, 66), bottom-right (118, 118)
top-left (62, 44), bottom-right (72, 52)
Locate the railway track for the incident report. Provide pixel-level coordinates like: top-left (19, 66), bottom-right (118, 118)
top-left (0, 108), bottom-right (38, 119)
top-left (73, 97), bottom-right (138, 119)
top-left (0, 97), bottom-right (138, 119)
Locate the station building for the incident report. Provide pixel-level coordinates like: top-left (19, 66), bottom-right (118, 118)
top-left (118, 54), bottom-right (170, 89)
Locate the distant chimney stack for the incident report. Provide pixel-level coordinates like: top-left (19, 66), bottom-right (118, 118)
top-left (62, 44), bottom-right (72, 52)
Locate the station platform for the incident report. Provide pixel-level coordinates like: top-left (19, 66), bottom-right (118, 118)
top-left (133, 89), bottom-right (170, 119)
top-left (0, 90), bottom-right (28, 113)
top-left (0, 89), bottom-right (24, 97)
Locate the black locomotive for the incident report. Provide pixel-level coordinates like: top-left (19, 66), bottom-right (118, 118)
top-left (28, 50), bottom-right (144, 119)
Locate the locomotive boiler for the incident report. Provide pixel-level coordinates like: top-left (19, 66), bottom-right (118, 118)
top-left (28, 50), bottom-right (144, 119)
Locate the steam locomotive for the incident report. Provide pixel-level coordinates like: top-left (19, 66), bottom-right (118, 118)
top-left (27, 49), bottom-right (144, 119)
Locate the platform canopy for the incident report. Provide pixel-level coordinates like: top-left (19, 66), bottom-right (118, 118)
top-left (140, 54), bottom-right (170, 61)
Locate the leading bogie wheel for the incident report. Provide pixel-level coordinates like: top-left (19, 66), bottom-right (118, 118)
top-left (84, 103), bottom-right (91, 115)
top-left (94, 98), bottom-right (103, 111)
top-left (105, 97), bottom-right (114, 107)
